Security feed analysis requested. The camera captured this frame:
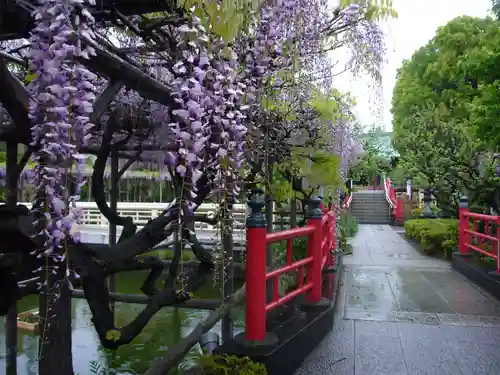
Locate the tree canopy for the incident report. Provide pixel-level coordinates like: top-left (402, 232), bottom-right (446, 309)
top-left (392, 15), bottom-right (500, 214)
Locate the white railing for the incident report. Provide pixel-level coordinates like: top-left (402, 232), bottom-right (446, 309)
top-left (343, 194), bottom-right (353, 208)
top-left (20, 201), bottom-right (248, 236)
top-left (383, 176), bottom-right (395, 209)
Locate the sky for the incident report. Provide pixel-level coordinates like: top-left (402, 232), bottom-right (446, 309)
top-left (333, 0), bottom-right (494, 132)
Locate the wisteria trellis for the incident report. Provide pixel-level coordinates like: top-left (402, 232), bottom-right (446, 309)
top-left (0, 0), bottom-right (385, 360)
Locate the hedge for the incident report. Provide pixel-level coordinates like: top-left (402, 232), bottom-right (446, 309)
top-left (404, 218), bottom-right (459, 256)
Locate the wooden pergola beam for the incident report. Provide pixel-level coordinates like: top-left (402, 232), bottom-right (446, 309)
top-left (90, 80), bottom-right (125, 124)
top-left (0, 41), bottom-right (173, 144)
top-left (0, 0), bottom-right (177, 41)
top-left (81, 37), bottom-right (174, 107)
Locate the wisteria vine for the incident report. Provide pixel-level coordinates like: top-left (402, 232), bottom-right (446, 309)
top-left (28, 0), bottom-right (97, 264)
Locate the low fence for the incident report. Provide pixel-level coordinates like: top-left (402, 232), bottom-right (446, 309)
top-left (459, 197), bottom-right (500, 274)
top-left (20, 201), bottom-right (247, 234)
top-left (20, 201), bottom-right (294, 233)
top-left (244, 197), bottom-right (336, 341)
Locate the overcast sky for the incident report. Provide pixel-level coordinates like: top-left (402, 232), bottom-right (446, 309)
top-left (332, 0), bottom-right (494, 131)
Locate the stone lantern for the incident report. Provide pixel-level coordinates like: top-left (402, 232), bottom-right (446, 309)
top-left (420, 188), bottom-right (436, 218)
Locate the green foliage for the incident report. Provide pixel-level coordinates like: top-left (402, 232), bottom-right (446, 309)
top-left (273, 234), bottom-right (308, 263)
top-left (198, 354), bottom-right (267, 375)
top-left (272, 212), bottom-right (358, 259)
top-left (340, 0), bottom-right (398, 19)
top-left (84, 360), bottom-right (109, 375)
top-left (493, 0), bottom-right (500, 19)
top-left (391, 16), bottom-right (500, 214)
top-left (338, 212), bottom-right (358, 238)
top-left (337, 212), bottom-right (358, 251)
top-left (264, 88), bottom-right (359, 203)
top-left (177, 0), bottom-right (260, 42)
top-left (348, 126), bottom-right (392, 184)
top-left (404, 219), bottom-right (458, 256)
top-left (292, 149), bottom-right (342, 189)
top-left (311, 89), bottom-right (356, 125)
top-left (268, 148), bottom-right (343, 203)
top-left (411, 207), bottom-right (423, 218)
top-left (140, 248), bottom-right (196, 261)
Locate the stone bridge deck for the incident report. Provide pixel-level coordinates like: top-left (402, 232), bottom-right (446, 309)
top-left (296, 225), bottom-right (500, 375)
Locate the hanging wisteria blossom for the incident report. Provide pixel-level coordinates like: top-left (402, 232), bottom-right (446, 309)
top-left (28, 0), bottom-right (98, 256)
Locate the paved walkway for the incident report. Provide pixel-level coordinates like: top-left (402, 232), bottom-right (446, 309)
top-left (296, 225), bottom-right (500, 375)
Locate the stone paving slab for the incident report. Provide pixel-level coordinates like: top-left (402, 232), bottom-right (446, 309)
top-left (295, 225), bottom-right (500, 375)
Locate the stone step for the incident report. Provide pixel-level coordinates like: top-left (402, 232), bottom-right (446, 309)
top-left (352, 214), bottom-right (391, 219)
top-left (351, 205), bottom-right (388, 210)
top-left (353, 213), bottom-right (391, 219)
top-left (352, 192), bottom-right (386, 197)
top-left (350, 192), bottom-right (391, 225)
top-left (352, 199), bottom-right (388, 204)
top-left (352, 204), bottom-right (388, 208)
top-left (351, 208), bottom-right (390, 214)
top-left (354, 217), bottom-right (391, 222)
top-left (354, 214), bottom-right (391, 219)
top-left (352, 201), bottom-right (388, 206)
top-left (351, 208), bottom-right (389, 215)
top-left (351, 211), bottom-right (390, 215)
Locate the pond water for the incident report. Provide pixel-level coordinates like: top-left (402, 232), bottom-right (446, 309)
top-left (0, 271), bottom-right (244, 375)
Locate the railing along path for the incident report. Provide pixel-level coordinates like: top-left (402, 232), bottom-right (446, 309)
top-left (244, 197), bottom-right (337, 342)
top-left (459, 196), bottom-right (500, 274)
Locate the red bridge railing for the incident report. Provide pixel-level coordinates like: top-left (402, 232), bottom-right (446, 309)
top-left (384, 176), bottom-right (403, 224)
top-left (459, 197), bottom-right (500, 274)
top-left (244, 197), bottom-right (336, 342)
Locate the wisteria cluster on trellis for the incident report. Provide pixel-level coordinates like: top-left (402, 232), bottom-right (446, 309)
top-left (0, 0), bottom-right (387, 270)
top-left (28, 0), bottom-right (98, 263)
top-left (339, 4), bottom-right (387, 76)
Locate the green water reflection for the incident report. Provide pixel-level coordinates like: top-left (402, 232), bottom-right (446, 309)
top-left (0, 271), bottom-right (244, 374)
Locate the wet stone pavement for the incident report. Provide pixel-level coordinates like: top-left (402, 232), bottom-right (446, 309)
top-left (295, 225), bottom-right (500, 375)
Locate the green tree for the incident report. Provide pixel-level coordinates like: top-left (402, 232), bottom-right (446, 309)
top-left (392, 16), bottom-right (500, 215)
top-left (348, 126), bottom-right (392, 185)
top-left (492, 0), bottom-right (500, 18)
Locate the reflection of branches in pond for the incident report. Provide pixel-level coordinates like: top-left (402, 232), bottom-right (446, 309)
top-left (99, 307), bottom-right (189, 375)
top-left (69, 216), bottom-right (215, 349)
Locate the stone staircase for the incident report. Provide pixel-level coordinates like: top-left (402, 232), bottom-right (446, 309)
top-left (350, 190), bottom-right (392, 224)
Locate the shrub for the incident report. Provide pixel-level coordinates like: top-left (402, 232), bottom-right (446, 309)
top-left (411, 207), bottom-right (423, 218)
top-left (198, 354), bottom-right (267, 375)
top-left (273, 234), bottom-right (307, 263)
top-left (338, 212), bottom-right (358, 238)
top-left (272, 212), bottom-right (358, 259)
top-left (404, 218), bottom-right (458, 256)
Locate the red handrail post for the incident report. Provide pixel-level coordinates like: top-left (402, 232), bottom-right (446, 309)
top-left (331, 213), bottom-right (337, 268)
top-left (324, 213), bottom-right (333, 268)
top-left (395, 198), bottom-right (403, 225)
top-left (496, 216), bottom-right (500, 274)
top-left (244, 194), bottom-right (267, 342)
top-left (459, 196), bottom-right (469, 255)
top-left (306, 197), bottom-right (323, 304)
